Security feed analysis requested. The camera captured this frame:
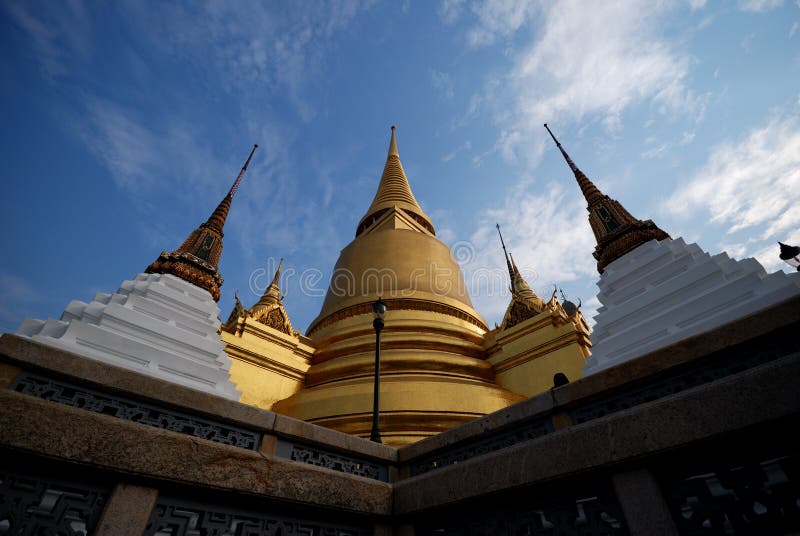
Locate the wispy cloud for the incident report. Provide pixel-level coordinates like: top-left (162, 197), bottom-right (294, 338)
top-left (442, 141), bottom-right (472, 162)
top-left (0, 273), bottom-right (41, 333)
top-left (475, 0), bottom-right (701, 164)
top-left (667, 115), bottom-right (800, 243)
top-left (466, 0), bottom-right (537, 47)
top-left (738, 0), bottom-right (784, 12)
top-left (3, 0), bottom-right (91, 80)
top-left (118, 1), bottom-right (376, 122)
top-left (438, 0), bottom-right (465, 24)
top-left (431, 69), bottom-right (456, 100)
top-left (464, 182), bottom-right (596, 324)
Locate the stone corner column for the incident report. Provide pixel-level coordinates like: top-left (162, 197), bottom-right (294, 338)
top-left (95, 483), bottom-right (159, 536)
top-left (612, 468), bottom-right (679, 536)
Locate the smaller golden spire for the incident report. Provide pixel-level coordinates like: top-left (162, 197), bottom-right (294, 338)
top-left (496, 224), bottom-right (516, 292)
top-left (509, 254), bottom-right (544, 310)
top-left (499, 246), bottom-right (546, 331)
top-left (248, 259), bottom-right (295, 336)
top-left (251, 259), bottom-right (283, 312)
top-left (544, 124), bottom-right (669, 273)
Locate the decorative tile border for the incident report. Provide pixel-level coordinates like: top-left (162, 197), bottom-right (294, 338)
top-left (275, 439), bottom-right (389, 482)
top-left (11, 373), bottom-right (261, 451)
top-left (145, 496), bottom-right (371, 536)
top-left (409, 417), bottom-right (553, 476)
top-left (0, 466), bottom-right (109, 535)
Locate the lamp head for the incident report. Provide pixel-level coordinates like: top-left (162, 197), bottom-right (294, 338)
top-left (372, 298), bottom-right (387, 319)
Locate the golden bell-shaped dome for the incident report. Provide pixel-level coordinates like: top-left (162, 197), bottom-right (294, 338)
top-left (272, 128), bottom-right (522, 446)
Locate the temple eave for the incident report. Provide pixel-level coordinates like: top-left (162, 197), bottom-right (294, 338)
top-left (593, 220), bottom-right (671, 273)
top-left (146, 251), bottom-right (224, 301)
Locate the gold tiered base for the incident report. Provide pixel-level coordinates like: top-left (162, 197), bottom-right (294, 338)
top-left (273, 307), bottom-right (523, 447)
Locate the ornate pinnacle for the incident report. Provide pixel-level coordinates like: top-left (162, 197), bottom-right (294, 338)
top-left (145, 144), bottom-right (259, 301)
top-left (543, 124), bottom-right (669, 273)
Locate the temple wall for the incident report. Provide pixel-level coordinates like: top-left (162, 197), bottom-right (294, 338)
top-left (486, 312), bottom-right (591, 396)
top-left (1, 294), bottom-right (798, 535)
top-left (220, 317), bottom-right (313, 410)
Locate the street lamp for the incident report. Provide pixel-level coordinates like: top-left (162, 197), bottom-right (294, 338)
top-left (370, 298), bottom-right (387, 443)
top-left (779, 242), bottom-right (800, 271)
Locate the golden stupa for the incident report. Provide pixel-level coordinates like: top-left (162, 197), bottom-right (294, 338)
top-left (221, 127), bottom-right (591, 446)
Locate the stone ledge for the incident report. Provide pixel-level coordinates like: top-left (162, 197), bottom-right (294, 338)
top-left (393, 353), bottom-right (799, 514)
top-left (274, 413), bottom-right (397, 462)
top-left (397, 295), bottom-right (800, 464)
top-left (0, 333), bottom-right (396, 463)
top-left (0, 333), bottom-right (271, 431)
top-left (0, 389), bottom-right (392, 516)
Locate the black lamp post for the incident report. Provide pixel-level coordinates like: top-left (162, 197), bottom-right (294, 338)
top-left (370, 298), bottom-right (387, 443)
top-left (779, 242), bottom-right (800, 271)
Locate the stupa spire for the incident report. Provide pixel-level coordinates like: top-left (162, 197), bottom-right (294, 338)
top-left (544, 123), bottom-right (603, 205)
top-left (543, 124), bottom-right (669, 273)
top-left (496, 224), bottom-right (516, 292)
top-left (146, 144), bottom-right (259, 301)
top-left (252, 259), bottom-right (283, 310)
top-left (205, 144), bottom-right (258, 232)
top-left (356, 126), bottom-right (435, 236)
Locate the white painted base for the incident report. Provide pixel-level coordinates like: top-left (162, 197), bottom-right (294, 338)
top-left (17, 273), bottom-right (241, 400)
top-left (584, 238), bottom-right (800, 375)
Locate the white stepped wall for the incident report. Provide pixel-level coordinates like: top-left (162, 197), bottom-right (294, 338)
top-left (17, 273), bottom-right (240, 400)
top-left (585, 238), bottom-right (800, 375)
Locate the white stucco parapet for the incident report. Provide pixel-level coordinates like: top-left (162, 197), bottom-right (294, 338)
top-left (17, 273), bottom-right (241, 400)
top-left (584, 238), bottom-right (800, 375)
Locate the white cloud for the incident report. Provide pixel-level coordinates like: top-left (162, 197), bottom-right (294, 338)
top-left (122, 1), bottom-right (375, 122)
top-left (738, 0), bottom-right (784, 12)
top-left (642, 144), bottom-right (669, 159)
top-left (740, 32), bottom-right (757, 51)
top-left (688, 0), bottom-right (708, 9)
top-left (466, 0), bottom-right (537, 47)
top-left (0, 273), bottom-right (41, 332)
top-left (441, 141), bottom-right (472, 162)
top-left (667, 115), bottom-right (800, 242)
top-left (790, 21), bottom-right (798, 37)
top-left (431, 70), bottom-right (456, 99)
top-left (3, 0), bottom-right (91, 80)
top-left (490, 0), bottom-right (699, 163)
top-left (464, 182), bottom-right (596, 324)
top-left (438, 0), bottom-right (465, 24)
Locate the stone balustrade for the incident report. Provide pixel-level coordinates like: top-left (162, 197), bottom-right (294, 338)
top-left (1, 294), bottom-right (798, 535)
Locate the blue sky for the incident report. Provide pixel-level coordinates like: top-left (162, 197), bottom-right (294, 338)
top-left (2, 0), bottom-right (799, 334)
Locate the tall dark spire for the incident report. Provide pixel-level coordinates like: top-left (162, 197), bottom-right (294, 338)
top-left (146, 144), bottom-right (258, 301)
top-left (544, 124), bottom-right (669, 273)
top-left (544, 124), bottom-right (603, 205)
top-left (496, 224), bottom-right (516, 292)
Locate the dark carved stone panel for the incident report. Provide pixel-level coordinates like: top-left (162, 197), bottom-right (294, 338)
top-left (274, 440), bottom-right (389, 482)
top-left (144, 496), bottom-right (371, 536)
top-left (410, 418), bottom-right (553, 476)
top-left (406, 325), bottom-right (796, 477)
top-left (12, 373), bottom-right (260, 451)
top-left (0, 468), bottom-right (109, 536)
top-left (570, 326), bottom-right (798, 425)
top-left (415, 484), bottom-right (628, 536)
top-left (662, 455), bottom-right (800, 535)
